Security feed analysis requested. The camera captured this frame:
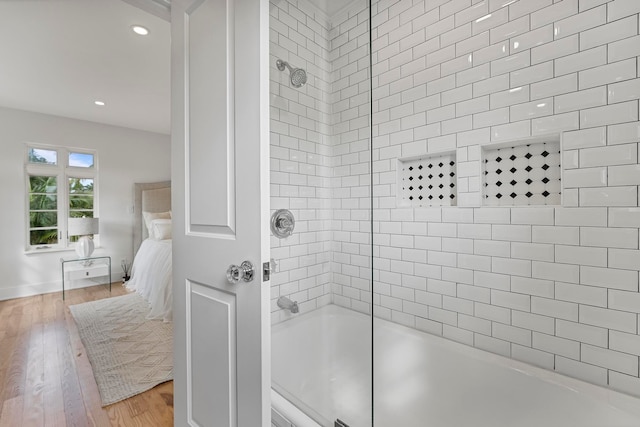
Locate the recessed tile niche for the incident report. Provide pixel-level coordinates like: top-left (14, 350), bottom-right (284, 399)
top-left (398, 152), bottom-right (457, 207)
top-left (483, 138), bottom-right (561, 206)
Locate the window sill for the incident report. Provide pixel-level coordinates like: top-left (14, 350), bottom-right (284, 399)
top-left (24, 246), bottom-right (103, 256)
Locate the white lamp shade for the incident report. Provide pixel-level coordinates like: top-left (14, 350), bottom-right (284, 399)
top-left (68, 217), bottom-right (99, 236)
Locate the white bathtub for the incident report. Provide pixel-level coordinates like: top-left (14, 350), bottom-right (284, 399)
top-left (272, 304), bottom-right (640, 427)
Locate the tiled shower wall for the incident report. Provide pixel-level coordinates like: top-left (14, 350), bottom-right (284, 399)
top-left (271, 0), bottom-right (640, 399)
top-left (329, 0), bottom-right (373, 313)
top-left (370, 0), bottom-right (640, 397)
top-left (270, 0), bottom-right (374, 320)
top-left (269, 0), bottom-right (334, 322)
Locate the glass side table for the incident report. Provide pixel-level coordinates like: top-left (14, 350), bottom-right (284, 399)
top-left (60, 255), bottom-right (111, 300)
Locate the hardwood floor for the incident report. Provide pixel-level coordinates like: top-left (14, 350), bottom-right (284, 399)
top-left (0, 284), bottom-right (173, 427)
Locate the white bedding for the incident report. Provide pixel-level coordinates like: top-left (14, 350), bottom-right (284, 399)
top-left (125, 238), bottom-right (173, 322)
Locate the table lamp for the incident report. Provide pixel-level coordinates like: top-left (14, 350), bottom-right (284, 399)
top-left (68, 217), bottom-right (99, 261)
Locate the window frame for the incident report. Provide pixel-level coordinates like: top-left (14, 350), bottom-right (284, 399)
top-left (25, 143), bottom-right (99, 252)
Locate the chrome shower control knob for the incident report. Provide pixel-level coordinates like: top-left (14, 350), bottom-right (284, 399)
top-left (226, 261), bottom-right (255, 284)
top-left (271, 209), bottom-right (295, 238)
top-left (277, 217), bottom-right (291, 230)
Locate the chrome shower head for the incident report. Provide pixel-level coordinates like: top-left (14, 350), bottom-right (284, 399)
top-left (290, 68), bottom-right (307, 88)
top-left (276, 59), bottom-right (307, 88)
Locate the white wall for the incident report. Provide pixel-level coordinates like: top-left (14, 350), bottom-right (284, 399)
top-left (0, 107), bottom-right (170, 300)
top-left (369, 0), bottom-right (640, 398)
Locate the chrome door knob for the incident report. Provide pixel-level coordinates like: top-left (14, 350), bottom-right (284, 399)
top-left (226, 261), bottom-right (255, 284)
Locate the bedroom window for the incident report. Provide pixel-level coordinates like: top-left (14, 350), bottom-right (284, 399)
top-left (26, 144), bottom-right (98, 251)
top-left (28, 174), bottom-right (59, 246)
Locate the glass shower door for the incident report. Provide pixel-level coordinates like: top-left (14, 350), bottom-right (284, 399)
top-left (269, 0), bottom-right (372, 425)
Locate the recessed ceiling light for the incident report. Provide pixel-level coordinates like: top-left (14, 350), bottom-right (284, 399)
top-left (94, 101), bottom-right (105, 106)
top-left (132, 25), bottom-right (149, 36)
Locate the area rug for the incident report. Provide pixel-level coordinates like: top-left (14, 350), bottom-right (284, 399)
top-left (70, 293), bottom-right (173, 406)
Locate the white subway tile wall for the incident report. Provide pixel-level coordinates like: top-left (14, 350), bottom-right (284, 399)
top-left (370, 0), bottom-right (640, 398)
top-left (271, 0), bottom-right (640, 400)
top-left (269, 0), bottom-right (334, 323)
top-left (329, 0), bottom-right (373, 315)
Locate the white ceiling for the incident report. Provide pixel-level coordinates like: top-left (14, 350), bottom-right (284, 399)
top-left (0, 0), bottom-right (171, 135)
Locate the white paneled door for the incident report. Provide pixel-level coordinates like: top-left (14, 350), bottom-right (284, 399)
top-left (171, 0), bottom-right (270, 426)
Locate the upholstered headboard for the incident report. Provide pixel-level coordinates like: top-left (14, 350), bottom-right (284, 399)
top-left (133, 181), bottom-right (171, 255)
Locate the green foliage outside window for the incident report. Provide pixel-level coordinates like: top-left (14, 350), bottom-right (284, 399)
top-left (29, 175), bottom-right (58, 245)
top-left (69, 178), bottom-right (94, 216)
top-left (68, 178), bottom-right (94, 242)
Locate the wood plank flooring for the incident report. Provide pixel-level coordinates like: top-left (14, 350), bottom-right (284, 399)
top-left (0, 284), bottom-right (173, 427)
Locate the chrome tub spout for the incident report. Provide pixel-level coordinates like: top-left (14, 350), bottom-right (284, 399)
top-left (277, 296), bottom-right (299, 314)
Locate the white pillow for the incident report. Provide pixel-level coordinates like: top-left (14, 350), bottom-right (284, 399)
top-left (143, 211), bottom-right (171, 238)
top-left (151, 219), bottom-right (172, 240)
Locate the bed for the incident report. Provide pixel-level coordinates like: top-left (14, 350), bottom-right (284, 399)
top-left (125, 181), bottom-right (173, 322)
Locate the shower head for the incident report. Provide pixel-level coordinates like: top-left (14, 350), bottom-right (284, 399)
top-left (276, 59), bottom-right (307, 88)
top-left (290, 68), bottom-right (308, 88)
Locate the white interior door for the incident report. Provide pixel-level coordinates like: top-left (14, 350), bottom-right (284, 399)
top-left (171, 0), bottom-right (270, 425)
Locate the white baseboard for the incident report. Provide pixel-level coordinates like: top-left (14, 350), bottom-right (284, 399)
top-left (0, 277), bottom-right (118, 301)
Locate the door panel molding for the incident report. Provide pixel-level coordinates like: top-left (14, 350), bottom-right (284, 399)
top-left (186, 280), bottom-right (237, 427)
top-left (185, 0), bottom-right (236, 238)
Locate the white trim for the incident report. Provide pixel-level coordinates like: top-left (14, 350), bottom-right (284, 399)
top-left (24, 247), bottom-right (76, 255)
top-left (25, 143), bottom-right (99, 252)
top-left (0, 274), bottom-right (116, 302)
